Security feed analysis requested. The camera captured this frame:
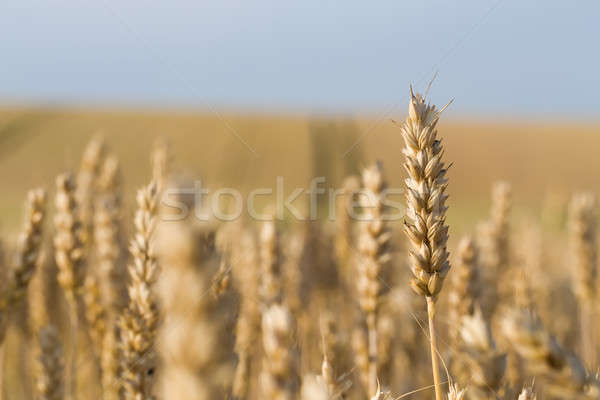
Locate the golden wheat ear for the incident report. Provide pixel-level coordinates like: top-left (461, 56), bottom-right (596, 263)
top-left (8, 188), bottom-right (47, 307)
top-left (119, 181), bottom-right (159, 399)
top-left (54, 172), bottom-right (86, 400)
top-left (400, 90), bottom-right (451, 400)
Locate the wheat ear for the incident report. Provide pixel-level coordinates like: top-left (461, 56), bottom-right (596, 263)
top-left (457, 309), bottom-right (506, 399)
top-left (356, 162), bottom-right (390, 397)
top-left (93, 155), bottom-right (125, 398)
top-left (261, 304), bottom-right (298, 400)
top-left (75, 137), bottom-right (105, 248)
top-left (6, 189), bottom-right (47, 307)
top-left (448, 236), bottom-right (480, 343)
top-left (151, 138), bottom-right (170, 193)
top-left (259, 220), bottom-right (283, 306)
top-left (156, 217), bottom-right (229, 399)
top-left (232, 230), bottom-right (261, 400)
top-left (35, 325), bottom-right (65, 400)
top-left (335, 175), bottom-right (360, 266)
top-left (478, 182), bottom-right (511, 319)
top-left (83, 275), bottom-right (106, 363)
top-left (502, 309), bottom-right (600, 399)
top-left (0, 188), bottom-right (46, 353)
top-left (94, 155), bottom-right (126, 314)
top-left (518, 386), bottom-right (537, 400)
top-left (54, 173), bottom-right (86, 400)
top-left (447, 383), bottom-right (467, 400)
top-left (568, 193), bottom-right (597, 367)
top-left (300, 374), bottom-right (330, 400)
top-left (119, 182), bottom-right (159, 400)
top-left (401, 90), bottom-right (451, 400)
top-left (352, 322), bottom-right (370, 393)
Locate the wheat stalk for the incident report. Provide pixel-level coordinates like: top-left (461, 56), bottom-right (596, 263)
top-left (376, 313), bottom-right (395, 390)
top-left (401, 89), bottom-right (451, 400)
top-left (35, 325), bottom-right (65, 400)
top-left (119, 182), bottom-right (159, 400)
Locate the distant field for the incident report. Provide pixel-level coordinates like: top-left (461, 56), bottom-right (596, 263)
top-left (0, 106), bottom-right (598, 234)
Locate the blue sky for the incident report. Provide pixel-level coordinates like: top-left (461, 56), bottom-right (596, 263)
top-left (1, 0), bottom-right (599, 116)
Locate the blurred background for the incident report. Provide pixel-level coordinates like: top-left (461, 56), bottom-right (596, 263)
top-left (1, 0), bottom-right (599, 232)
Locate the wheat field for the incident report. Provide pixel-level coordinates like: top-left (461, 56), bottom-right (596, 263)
top-left (1, 94), bottom-right (600, 400)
